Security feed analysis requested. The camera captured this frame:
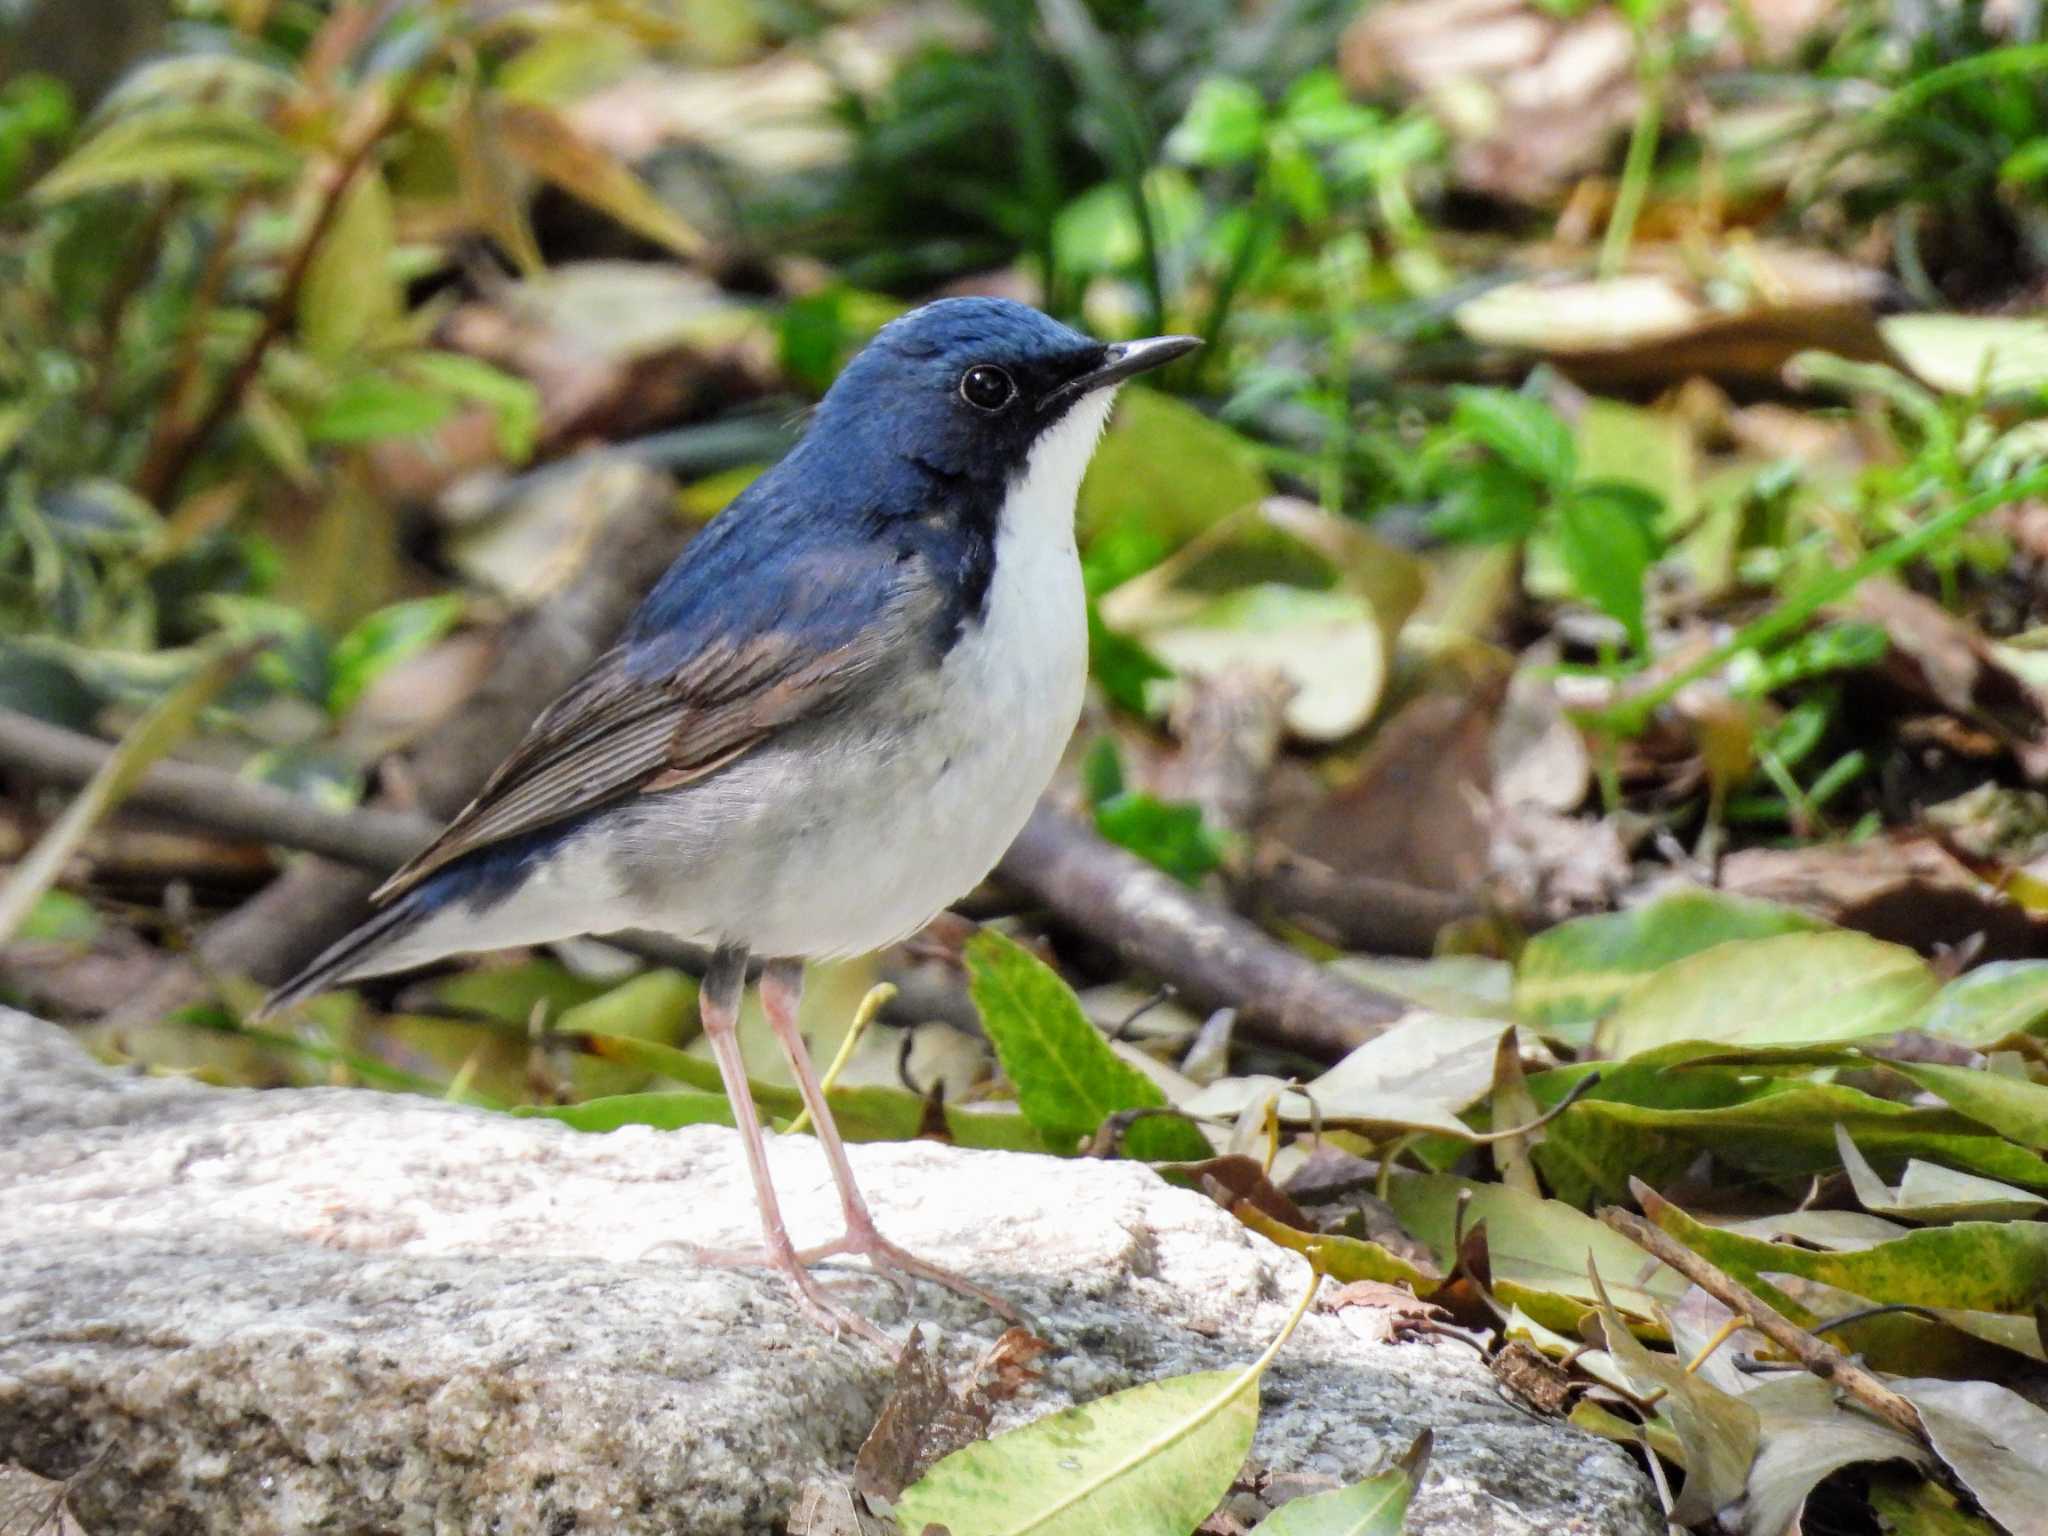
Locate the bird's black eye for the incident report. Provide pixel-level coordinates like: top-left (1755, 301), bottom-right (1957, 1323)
top-left (959, 364), bottom-right (1015, 412)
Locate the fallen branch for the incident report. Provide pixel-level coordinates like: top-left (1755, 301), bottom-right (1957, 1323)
top-left (1249, 845), bottom-right (1476, 957)
top-left (997, 806), bottom-right (1404, 1057)
top-left (1597, 1200), bottom-right (1928, 1446)
top-left (7, 723), bottom-right (1407, 1058)
top-left (0, 706), bottom-right (428, 871)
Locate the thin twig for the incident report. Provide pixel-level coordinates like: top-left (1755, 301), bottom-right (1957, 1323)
top-left (1597, 1202), bottom-right (1928, 1445)
top-left (131, 187), bottom-right (256, 497)
top-left (136, 67), bottom-right (434, 505)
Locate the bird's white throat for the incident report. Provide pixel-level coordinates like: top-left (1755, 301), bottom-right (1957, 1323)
top-left (1006, 385), bottom-right (1119, 539)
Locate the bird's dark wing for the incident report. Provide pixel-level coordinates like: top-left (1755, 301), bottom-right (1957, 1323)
top-left (371, 528), bottom-right (935, 904)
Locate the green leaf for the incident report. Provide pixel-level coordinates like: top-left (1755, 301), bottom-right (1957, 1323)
top-left (1555, 483), bottom-right (1659, 651)
top-left (1919, 961), bottom-right (2048, 1046)
top-left (1451, 387), bottom-right (1575, 492)
top-left (1594, 931), bottom-right (1938, 1058)
top-left (1537, 1075), bottom-right (2048, 1196)
top-left (1278, 70), bottom-right (1381, 146)
top-left (328, 594), bottom-right (466, 716)
top-left (559, 1027), bottom-right (1047, 1151)
top-left (1253, 1430), bottom-right (1430, 1535)
top-left (1166, 77), bottom-right (1267, 167)
top-left (1514, 891), bottom-right (1822, 1033)
top-left (1889, 1061), bottom-right (2048, 1151)
top-left (1093, 792), bottom-right (1226, 884)
top-left (34, 105), bottom-right (301, 198)
top-left (895, 1273), bottom-right (1314, 1536)
top-left (1087, 606), bottom-right (1173, 715)
top-left (1052, 170), bottom-right (1203, 279)
top-left (299, 167), bottom-right (400, 361)
top-left (557, 971), bottom-right (702, 1099)
top-left (15, 889), bottom-right (99, 943)
top-left (1424, 460), bottom-right (1544, 544)
top-left (1645, 1189), bottom-right (2048, 1316)
top-left (518, 1090), bottom-right (734, 1133)
top-left (1334, 955), bottom-right (1512, 1020)
top-left (1868, 1474), bottom-right (2006, 1535)
top-left (308, 373), bottom-right (458, 445)
top-left (403, 352), bottom-right (542, 463)
top-left (1077, 389), bottom-right (1269, 552)
top-left (1574, 399), bottom-right (1695, 530)
top-left (1233, 1205), bottom-right (1440, 1296)
top-left (1384, 1174), bottom-right (1683, 1334)
top-left (423, 959), bottom-right (612, 1024)
top-left (966, 930), bottom-right (1209, 1161)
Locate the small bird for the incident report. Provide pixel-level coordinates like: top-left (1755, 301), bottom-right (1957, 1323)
top-left (263, 298), bottom-right (1199, 1341)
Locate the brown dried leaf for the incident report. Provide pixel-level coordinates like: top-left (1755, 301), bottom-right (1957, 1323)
top-left (1721, 836), bottom-right (2048, 958)
top-left (1189, 1154), bottom-right (1315, 1229)
top-left (1260, 688), bottom-right (1498, 914)
top-left (852, 1332), bottom-right (995, 1503)
top-left (786, 1479), bottom-right (892, 1536)
top-left (969, 1328), bottom-right (1052, 1405)
top-left (1492, 1339), bottom-right (1576, 1416)
top-left (1454, 250), bottom-right (1889, 388)
top-left (1855, 579), bottom-right (2048, 779)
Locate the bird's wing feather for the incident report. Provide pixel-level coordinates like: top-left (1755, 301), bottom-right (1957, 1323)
top-left (372, 528), bottom-right (931, 903)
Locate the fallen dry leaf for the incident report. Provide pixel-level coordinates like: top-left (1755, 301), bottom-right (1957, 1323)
top-left (1343, 1), bottom-right (1836, 205)
top-left (1853, 579), bottom-right (2048, 780)
top-left (852, 1331), bottom-right (999, 1504)
top-left (1720, 836), bottom-right (2048, 958)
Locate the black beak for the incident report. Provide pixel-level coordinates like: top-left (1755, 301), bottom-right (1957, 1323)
top-left (1042, 333), bottom-right (1203, 412)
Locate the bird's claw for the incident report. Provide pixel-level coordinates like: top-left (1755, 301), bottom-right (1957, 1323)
top-left (663, 1226), bottom-right (1022, 1333)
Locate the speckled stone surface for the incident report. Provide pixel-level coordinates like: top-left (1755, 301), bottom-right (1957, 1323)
top-left (0, 1009), bottom-right (1660, 1535)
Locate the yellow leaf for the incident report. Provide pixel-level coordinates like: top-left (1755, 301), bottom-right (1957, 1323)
top-left (493, 98), bottom-right (705, 261)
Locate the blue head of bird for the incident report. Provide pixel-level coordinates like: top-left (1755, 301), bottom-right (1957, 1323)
top-left (794, 297), bottom-right (1200, 497)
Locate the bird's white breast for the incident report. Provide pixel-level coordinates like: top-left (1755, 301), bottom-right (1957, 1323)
top-left (785, 387), bottom-right (1114, 955)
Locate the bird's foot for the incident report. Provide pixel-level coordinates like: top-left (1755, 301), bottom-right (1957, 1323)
top-left (681, 1238), bottom-right (895, 1347)
top-left (830, 1216), bottom-right (1027, 1326)
top-left (665, 1224), bottom-right (1022, 1329)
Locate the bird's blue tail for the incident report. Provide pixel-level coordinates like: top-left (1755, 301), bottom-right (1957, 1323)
top-left (255, 891), bottom-right (430, 1021)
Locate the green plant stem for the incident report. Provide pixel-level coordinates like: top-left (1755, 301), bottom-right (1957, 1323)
top-left (1876, 41), bottom-right (2048, 122)
top-left (1587, 467), bottom-right (2048, 735)
top-left (1038, 0), bottom-right (1165, 335)
top-left (1194, 185), bottom-right (1275, 377)
top-left (1599, 47), bottom-right (1666, 281)
top-left (989, 0), bottom-right (1064, 314)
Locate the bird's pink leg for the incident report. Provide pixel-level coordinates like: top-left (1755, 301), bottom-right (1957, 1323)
top-left (691, 946), bottom-right (889, 1346)
top-left (759, 958), bottom-right (1022, 1322)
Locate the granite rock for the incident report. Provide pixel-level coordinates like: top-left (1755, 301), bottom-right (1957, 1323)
top-left (0, 1009), bottom-right (1660, 1535)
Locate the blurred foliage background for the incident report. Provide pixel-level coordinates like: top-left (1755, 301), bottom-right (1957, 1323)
top-left (9, 1), bottom-right (2048, 1527)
